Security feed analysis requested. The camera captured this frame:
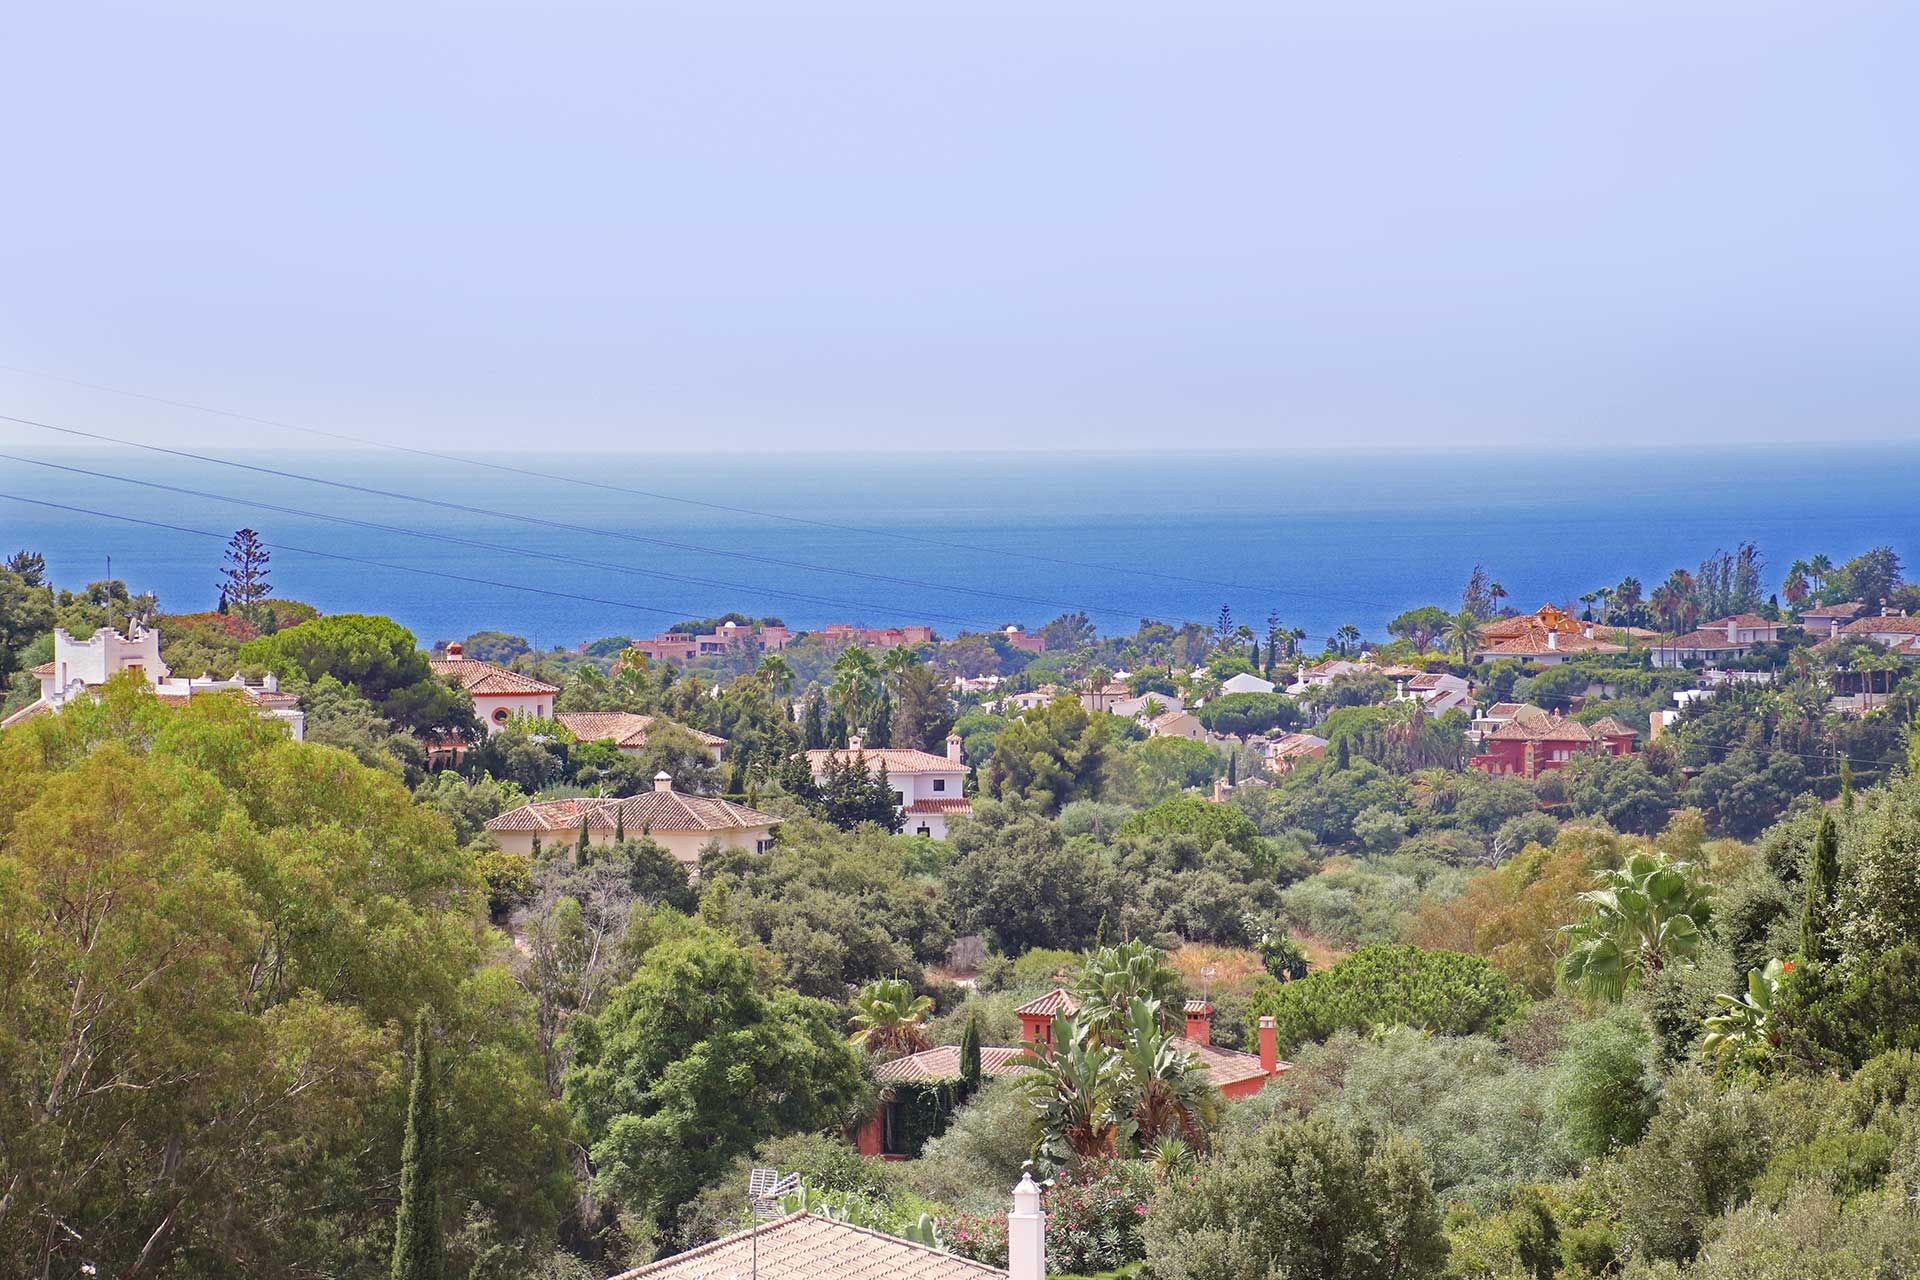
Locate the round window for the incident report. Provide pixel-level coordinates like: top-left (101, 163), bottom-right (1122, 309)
top-left (493, 708), bottom-right (510, 724)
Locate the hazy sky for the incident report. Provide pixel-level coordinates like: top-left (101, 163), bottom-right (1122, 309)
top-left (3, 1), bottom-right (1916, 451)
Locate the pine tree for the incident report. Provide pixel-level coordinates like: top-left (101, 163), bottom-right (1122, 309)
top-left (219, 528), bottom-right (273, 621)
top-left (1801, 812), bottom-right (1840, 965)
top-left (959, 1011), bottom-right (983, 1099)
top-left (391, 1013), bottom-right (444, 1280)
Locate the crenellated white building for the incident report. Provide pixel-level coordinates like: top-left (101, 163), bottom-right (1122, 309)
top-left (3, 625), bottom-right (305, 739)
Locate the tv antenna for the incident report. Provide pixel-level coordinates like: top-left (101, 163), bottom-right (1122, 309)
top-left (747, 1166), bottom-right (802, 1280)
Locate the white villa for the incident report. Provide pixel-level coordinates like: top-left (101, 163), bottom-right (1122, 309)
top-left (1396, 671), bottom-right (1472, 714)
top-left (1651, 614), bottom-right (1790, 668)
top-left (431, 641), bottom-right (559, 733)
top-left (2, 624), bottom-right (305, 738)
top-left (1219, 671), bottom-right (1276, 696)
top-left (804, 735), bottom-right (972, 838)
top-left (485, 772), bottom-right (779, 867)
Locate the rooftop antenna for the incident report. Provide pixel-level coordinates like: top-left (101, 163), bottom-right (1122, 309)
top-left (747, 1166), bottom-right (801, 1280)
top-left (1201, 964), bottom-right (1217, 1005)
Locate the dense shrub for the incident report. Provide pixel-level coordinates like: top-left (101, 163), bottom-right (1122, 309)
top-left (1244, 944), bottom-right (1528, 1055)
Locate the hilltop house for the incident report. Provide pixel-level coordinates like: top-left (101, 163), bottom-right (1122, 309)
top-left (1799, 601), bottom-right (1869, 638)
top-left (1000, 624), bottom-right (1047, 654)
top-left (484, 772), bottom-right (778, 867)
top-left (1474, 605), bottom-right (1627, 665)
top-left (552, 711), bottom-right (727, 761)
top-left (1285, 658), bottom-right (1369, 694)
top-left (1833, 612), bottom-right (1920, 656)
top-left (855, 990), bottom-right (1286, 1158)
top-left (1397, 671), bottom-right (1472, 714)
top-left (1147, 708), bottom-right (1206, 741)
top-left (627, 621), bottom-right (794, 664)
top-left (2, 624), bottom-right (304, 738)
top-left (1468, 704), bottom-right (1636, 780)
top-left (1650, 614), bottom-right (1790, 668)
top-left (1218, 671), bottom-right (1276, 696)
top-left (821, 623), bottom-right (936, 652)
top-left (1265, 732), bottom-right (1329, 776)
top-left (804, 735), bottom-right (971, 838)
top-left (431, 641), bottom-right (558, 732)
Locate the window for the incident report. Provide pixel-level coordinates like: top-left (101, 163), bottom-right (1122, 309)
top-left (916, 826), bottom-right (932, 837)
top-left (493, 707), bottom-right (510, 725)
top-left (755, 838), bottom-right (774, 854)
top-left (932, 778), bottom-right (946, 792)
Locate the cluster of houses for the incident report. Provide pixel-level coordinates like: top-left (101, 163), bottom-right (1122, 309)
top-left (618, 620), bottom-right (1048, 666)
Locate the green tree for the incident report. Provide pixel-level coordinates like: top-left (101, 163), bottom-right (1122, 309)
top-left (1196, 691), bottom-right (1302, 739)
top-left (1143, 1111), bottom-right (1448, 1280)
top-left (1386, 606), bottom-right (1451, 653)
top-left (946, 800), bottom-right (1125, 954)
top-left (219, 527), bottom-right (273, 621)
top-left (847, 976), bottom-right (934, 1059)
top-left (242, 613), bottom-right (480, 739)
top-left (985, 696), bottom-right (1109, 813)
top-left (1560, 852), bottom-right (1711, 1001)
top-left (564, 923), bottom-right (863, 1223)
top-left (1801, 811), bottom-right (1840, 964)
top-left (1073, 940), bottom-right (1184, 1041)
top-left (1243, 944), bottom-right (1526, 1055)
top-left (1443, 610), bottom-right (1480, 664)
top-left (890, 659), bottom-right (955, 751)
top-left (391, 1013), bottom-right (445, 1280)
top-left (0, 551), bottom-right (55, 685)
top-left (960, 1011), bottom-right (983, 1097)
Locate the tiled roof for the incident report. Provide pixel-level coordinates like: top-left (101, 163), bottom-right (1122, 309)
top-left (430, 657), bottom-right (559, 696)
top-left (1718, 613), bottom-right (1776, 628)
top-left (1842, 615), bottom-right (1920, 636)
top-left (0, 699), bottom-right (53, 730)
top-left (1181, 1038), bottom-right (1277, 1088)
top-left (803, 747), bottom-right (962, 774)
top-left (609, 1212), bottom-right (1006, 1280)
top-left (554, 711), bottom-right (726, 750)
top-left (1481, 627), bottom-right (1624, 657)
top-left (905, 798), bottom-right (973, 815)
top-left (1483, 702), bottom-right (1527, 718)
top-left (1586, 715), bottom-right (1638, 738)
top-left (1149, 709), bottom-right (1194, 730)
top-left (871, 1045), bottom-right (1029, 1084)
top-left (1267, 733), bottom-right (1328, 758)
top-left (1660, 628), bottom-right (1751, 649)
top-left (1490, 713), bottom-right (1594, 743)
top-left (29, 661), bottom-right (54, 678)
top-left (1588, 625), bottom-right (1661, 642)
top-left (1013, 988), bottom-right (1081, 1018)
top-left (486, 790), bottom-right (778, 835)
top-left (1801, 601), bottom-right (1867, 619)
top-left (1183, 999), bottom-right (1213, 1014)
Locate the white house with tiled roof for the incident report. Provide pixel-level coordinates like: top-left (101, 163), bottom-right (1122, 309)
top-left (485, 772), bottom-right (778, 867)
top-left (803, 735), bottom-right (971, 838)
top-left (1, 625), bottom-right (304, 739)
top-left (1650, 614), bottom-right (1789, 668)
top-left (552, 711), bottom-right (726, 761)
top-left (1835, 613), bottom-right (1920, 655)
top-left (431, 641), bottom-right (558, 733)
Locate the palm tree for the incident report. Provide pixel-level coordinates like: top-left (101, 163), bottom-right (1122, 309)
top-left (1444, 611), bottom-right (1480, 665)
top-left (1489, 581), bottom-right (1509, 611)
top-left (1016, 1020), bottom-right (1128, 1166)
top-left (1580, 592), bottom-right (1598, 621)
top-left (829, 647), bottom-right (883, 731)
top-left (1809, 553), bottom-right (1833, 594)
top-left (1335, 624), bottom-right (1362, 656)
top-left (1560, 853), bottom-right (1711, 1001)
top-left (847, 977), bottom-right (934, 1059)
top-left (1073, 940), bottom-right (1182, 1042)
top-left (756, 654), bottom-right (795, 699)
top-left (1112, 998), bottom-right (1218, 1149)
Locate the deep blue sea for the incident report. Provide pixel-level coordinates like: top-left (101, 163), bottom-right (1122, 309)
top-left (4, 445), bottom-right (1918, 651)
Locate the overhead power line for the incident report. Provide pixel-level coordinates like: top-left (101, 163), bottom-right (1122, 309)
top-left (0, 363), bottom-right (1395, 610)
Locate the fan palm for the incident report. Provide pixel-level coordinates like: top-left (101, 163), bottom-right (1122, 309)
top-left (847, 977), bottom-right (934, 1058)
top-left (1560, 853), bottom-right (1711, 1001)
top-left (1443, 611), bottom-right (1481, 665)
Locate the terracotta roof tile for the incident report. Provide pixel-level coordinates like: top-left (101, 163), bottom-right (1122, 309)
top-left (609, 1212), bottom-right (1006, 1280)
top-left (0, 699), bottom-right (54, 730)
top-left (430, 657), bottom-right (559, 696)
top-left (1013, 988), bottom-right (1081, 1018)
top-left (1586, 715), bottom-right (1638, 738)
top-left (1842, 615), bottom-right (1920, 636)
top-left (904, 798), bottom-right (973, 815)
top-left (871, 1045), bottom-right (1029, 1084)
top-left (554, 711), bottom-right (725, 750)
top-left (486, 790), bottom-right (777, 836)
top-left (1490, 713), bottom-right (1594, 743)
top-left (29, 661), bottom-right (54, 678)
top-left (803, 747), bottom-right (962, 774)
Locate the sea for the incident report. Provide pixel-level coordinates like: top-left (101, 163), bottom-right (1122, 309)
top-left (4, 445), bottom-right (1918, 652)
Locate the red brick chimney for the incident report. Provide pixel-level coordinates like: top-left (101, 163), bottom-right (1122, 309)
top-left (1184, 999), bottom-right (1213, 1047)
top-left (1258, 1015), bottom-right (1279, 1075)
top-left (445, 641), bottom-right (464, 658)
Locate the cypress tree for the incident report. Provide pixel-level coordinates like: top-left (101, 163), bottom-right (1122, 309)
top-left (1249, 639), bottom-right (1260, 670)
top-left (391, 1014), bottom-right (444, 1280)
top-left (728, 753), bottom-right (748, 795)
top-left (1336, 737), bottom-right (1350, 771)
top-left (1840, 757), bottom-right (1855, 812)
top-left (615, 806), bottom-right (626, 844)
top-left (959, 1011), bottom-right (982, 1099)
top-left (576, 813), bottom-right (590, 867)
top-left (530, 834), bottom-right (542, 859)
top-left (1228, 754), bottom-right (1237, 786)
top-left (803, 696), bottom-right (826, 750)
top-left (1802, 812), bottom-right (1840, 964)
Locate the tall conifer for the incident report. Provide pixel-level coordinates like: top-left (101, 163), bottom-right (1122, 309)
top-left (391, 1014), bottom-right (443, 1280)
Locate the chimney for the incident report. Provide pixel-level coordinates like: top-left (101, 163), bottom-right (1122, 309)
top-left (445, 641), bottom-right (464, 658)
top-left (848, 733), bottom-right (864, 752)
top-left (1545, 630), bottom-right (1558, 650)
top-left (1185, 1000), bottom-right (1213, 1046)
top-left (1008, 1168), bottom-right (1046, 1280)
top-left (653, 770), bottom-right (673, 793)
top-left (946, 732), bottom-right (964, 763)
top-left (1259, 1016), bottom-right (1279, 1075)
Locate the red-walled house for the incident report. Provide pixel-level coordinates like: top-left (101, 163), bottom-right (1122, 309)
top-left (1469, 705), bottom-right (1637, 780)
top-left (854, 989), bottom-right (1286, 1157)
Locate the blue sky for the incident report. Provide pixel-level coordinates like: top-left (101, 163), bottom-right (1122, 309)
top-left (2, 1), bottom-right (1916, 451)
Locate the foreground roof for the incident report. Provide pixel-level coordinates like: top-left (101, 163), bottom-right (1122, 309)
top-left (609, 1212), bottom-right (1005, 1280)
top-left (430, 656), bottom-right (560, 696)
top-left (871, 1045), bottom-right (1030, 1083)
top-left (487, 790), bottom-right (778, 834)
top-left (1841, 615), bottom-right (1920, 636)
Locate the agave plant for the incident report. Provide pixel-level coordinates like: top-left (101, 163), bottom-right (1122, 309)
top-left (1112, 998), bottom-right (1218, 1150)
top-left (1701, 959), bottom-right (1794, 1059)
top-left (1560, 852), bottom-right (1711, 1001)
top-left (1074, 939), bottom-right (1182, 1042)
top-left (847, 977), bottom-right (934, 1058)
top-left (1015, 1018), bottom-right (1131, 1166)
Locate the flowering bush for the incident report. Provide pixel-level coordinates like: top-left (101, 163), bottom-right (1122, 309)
top-left (944, 1160), bottom-right (1157, 1274)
